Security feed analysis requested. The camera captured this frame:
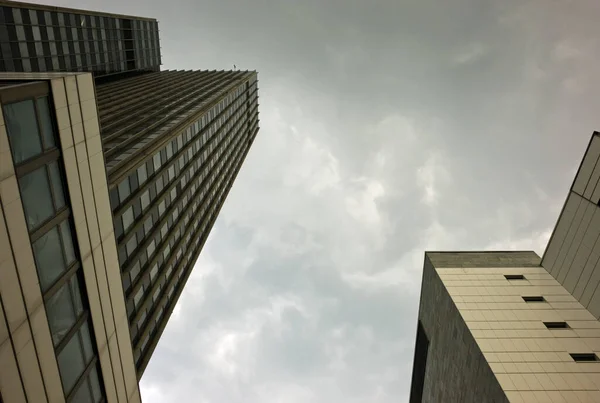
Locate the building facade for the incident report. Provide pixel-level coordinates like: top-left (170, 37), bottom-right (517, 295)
top-left (0, 1), bottom-right (160, 77)
top-left (0, 2), bottom-right (260, 403)
top-left (410, 133), bottom-right (600, 403)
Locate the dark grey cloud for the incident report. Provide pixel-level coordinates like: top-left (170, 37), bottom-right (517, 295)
top-left (42, 0), bottom-right (600, 401)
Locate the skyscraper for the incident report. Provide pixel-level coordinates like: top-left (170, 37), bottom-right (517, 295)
top-left (409, 133), bottom-right (600, 403)
top-left (0, 2), bottom-right (259, 402)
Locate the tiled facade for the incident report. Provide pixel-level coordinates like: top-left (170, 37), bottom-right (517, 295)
top-left (410, 132), bottom-right (600, 403)
top-left (0, 72), bottom-right (138, 402)
top-left (543, 133), bottom-right (600, 318)
top-left (412, 251), bottom-right (600, 403)
top-left (0, 0), bottom-right (160, 76)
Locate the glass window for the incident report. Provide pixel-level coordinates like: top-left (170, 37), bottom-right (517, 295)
top-left (46, 278), bottom-right (79, 345)
top-left (118, 178), bottom-right (130, 202)
top-left (153, 152), bottom-right (161, 170)
top-left (147, 240), bottom-right (155, 258)
top-left (166, 142), bottom-right (173, 160)
top-left (168, 165), bottom-right (175, 182)
top-left (57, 323), bottom-right (93, 393)
top-left (137, 164), bottom-right (147, 185)
top-left (158, 200), bottom-right (165, 217)
top-left (140, 190), bottom-right (150, 211)
top-left (33, 226), bottom-right (66, 291)
top-left (133, 286), bottom-right (144, 307)
top-left (138, 310), bottom-right (147, 329)
top-left (143, 216), bottom-right (153, 235)
top-left (149, 264), bottom-right (158, 281)
top-left (3, 100), bottom-right (42, 163)
top-left (130, 261), bottom-right (141, 283)
top-left (35, 97), bottom-right (56, 150)
top-left (48, 162), bottom-right (66, 210)
top-left (155, 176), bottom-right (163, 194)
top-left (19, 166), bottom-right (54, 230)
top-left (122, 206), bottom-right (134, 232)
top-left (59, 220), bottom-right (76, 266)
top-left (126, 234), bottom-right (137, 257)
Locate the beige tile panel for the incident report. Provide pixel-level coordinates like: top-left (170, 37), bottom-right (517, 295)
top-left (115, 315), bottom-right (138, 401)
top-left (55, 106), bottom-right (71, 131)
top-left (76, 74), bottom-right (96, 103)
top-left (0, 299), bottom-right (7, 347)
top-left (543, 193), bottom-right (581, 275)
top-left (557, 200), bottom-right (596, 285)
top-left (98, 341), bottom-right (118, 403)
top-left (81, 254), bottom-right (107, 351)
top-left (78, 162), bottom-right (100, 250)
top-left (554, 196), bottom-right (589, 282)
top-left (0, 248), bottom-right (26, 332)
top-left (584, 156), bottom-right (600, 200)
top-left (64, 76), bottom-right (79, 106)
top-left (58, 125), bottom-right (74, 150)
top-left (92, 244), bottom-right (115, 338)
top-left (108, 333), bottom-right (127, 403)
top-left (50, 78), bottom-right (67, 109)
top-left (89, 153), bottom-right (112, 240)
top-left (0, 124), bottom-right (15, 182)
top-left (0, 338), bottom-right (27, 403)
top-left (573, 136), bottom-right (600, 195)
top-left (30, 306), bottom-right (64, 403)
top-left (17, 338), bottom-right (48, 403)
top-left (72, 122), bottom-right (85, 146)
top-left (68, 101), bottom-right (82, 126)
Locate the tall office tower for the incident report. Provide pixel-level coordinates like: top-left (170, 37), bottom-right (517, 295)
top-left (410, 133), bottom-right (600, 403)
top-left (0, 1), bottom-right (161, 77)
top-left (0, 2), bottom-right (259, 403)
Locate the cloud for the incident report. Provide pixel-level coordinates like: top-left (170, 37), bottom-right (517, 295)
top-left (453, 43), bottom-right (488, 65)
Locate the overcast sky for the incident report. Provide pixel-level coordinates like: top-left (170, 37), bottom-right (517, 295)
top-left (42, 0), bottom-right (600, 401)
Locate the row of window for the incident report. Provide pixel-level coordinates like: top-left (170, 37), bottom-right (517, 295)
top-left (131, 146), bottom-right (246, 364)
top-left (110, 86), bottom-right (249, 214)
top-left (1, 6), bottom-right (158, 32)
top-left (3, 95), bottom-right (105, 402)
top-left (122, 115), bottom-right (247, 307)
top-left (126, 125), bottom-right (247, 327)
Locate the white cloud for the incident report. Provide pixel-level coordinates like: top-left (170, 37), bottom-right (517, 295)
top-left (453, 42), bottom-right (487, 65)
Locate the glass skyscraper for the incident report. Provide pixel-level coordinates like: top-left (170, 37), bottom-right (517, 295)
top-left (0, 2), bottom-right (259, 402)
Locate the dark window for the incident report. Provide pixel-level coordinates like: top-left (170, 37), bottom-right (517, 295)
top-left (19, 166), bottom-right (55, 230)
top-left (505, 274), bottom-right (525, 280)
top-left (544, 322), bottom-right (569, 329)
top-left (522, 296), bottom-right (545, 302)
top-left (46, 275), bottom-right (84, 346)
top-left (570, 353), bottom-right (599, 362)
top-left (3, 99), bottom-right (43, 163)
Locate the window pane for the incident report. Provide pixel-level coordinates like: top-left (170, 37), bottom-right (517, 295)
top-left (60, 221), bottom-right (76, 266)
top-left (140, 190), bottom-right (150, 211)
top-left (36, 97), bottom-right (56, 149)
top-left (19, 166), bottom-right (54, 230)
top-left (33, 226), bottom-right (66, 291)
top-left (79, 323), bottom-right (94, 363)
top-left (133, 286), bottom-right (144, 307)
top-left (149, 264), bottom-right (158, 281)
top-left (48, 162), bottom-right (66, 210)
top-left (130, 261), bottom-right (141, 283)
top-left (46, 281), bottom-right (77, 345)
top-left (89, 365), bottom-right (102, 403)
top-left (137, 164), bottom-right (147, 185)
top-left (57, 330), bottom-right (86, 393)
top-left (3, 100), bottom-right (42, 163)
top-left (70, 381), bottom-right (93, 403)
top-left (118, 178), bottom-right (130, 202)
top-left (122, 206), bottom-right (134, 232)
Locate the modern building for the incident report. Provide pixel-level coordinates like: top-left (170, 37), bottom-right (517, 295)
top-left (0, 2), bottom-right (259, 403)
top-left (0, 1), bottom-right (160, 77)
top-left (410, 132), bottom-right (600, 403)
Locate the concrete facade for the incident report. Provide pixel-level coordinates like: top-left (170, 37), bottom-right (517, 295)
top-left (0, 72), bottom-right (138, 402)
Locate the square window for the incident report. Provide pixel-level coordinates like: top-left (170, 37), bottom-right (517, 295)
top-left (147, 239), bottom-right (156, 258)
top-left (141, 190), bottom-right (150, 211)
top-left (118, 178), bottom-right (131, 202)
top-left (158, 200), bottom-right (166, 217)
top-left (126, 234), bottom-right (137, 257)
top-left (144, 216), bottom-right (153, 234)
top-left (137, 163), bottom-right (147, 185)
top-left (122, 206), bottom-right (134, 232)
top-left (149, 264), bottom-right (158, 281)
top-left (19, 166), bottom-right (55, 230)
top-left (133, 285), bottom-right (144, 308)
top-left (4, 100), bottom-right (42, 163)
top-left (130, 261), bottom-right (141, 283)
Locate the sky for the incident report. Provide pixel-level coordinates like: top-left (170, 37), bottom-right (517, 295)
top-left (41, 0), bottom-right (600, 401)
